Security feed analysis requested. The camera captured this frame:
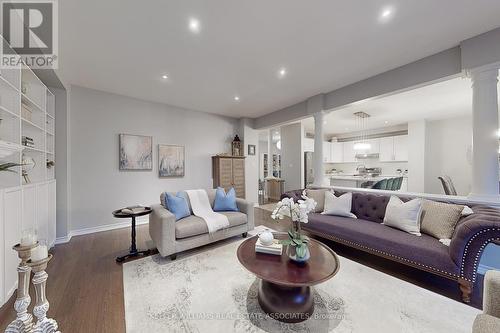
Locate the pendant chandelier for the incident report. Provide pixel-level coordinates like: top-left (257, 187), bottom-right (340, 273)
top-left (353, 111), bottom-right (371, 151)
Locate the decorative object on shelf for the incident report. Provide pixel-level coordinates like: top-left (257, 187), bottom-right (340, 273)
top-left (46, 160), bottom-right (55, 169)
top-left (27, 252), bottom-right (60, 333)
top-left (21, 154), bottom-right (36, 184)
top-left (248, 144), bottom-right (256, 156)
top-left (5, 240), bottom-right (39, 333)
top-left (255, 230), bottom-right (282, 255)
top-left (119, 134), bottom-right (152, 170)
top-left (158, 144), bottom-right (185, 177)
top-left (231, 135), bottom-right (242, 156)
top-left (21, 81), bottom-right (29, 94)
top-left (0, 161), bottom-right (22, 173)
top-left (21, 103), bottom-right (32, 122)
top-left (22, 136), bottom-right (35, 148)
top-left (0, 140), bottom-right (23, 158)
top-left (271, 191), bottom-right (317, 263)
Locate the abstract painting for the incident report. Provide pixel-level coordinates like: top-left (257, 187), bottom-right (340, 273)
top-left (158, 144), bottom-right (185, 177)
top-left (119, 134), bottom-right (153, 170)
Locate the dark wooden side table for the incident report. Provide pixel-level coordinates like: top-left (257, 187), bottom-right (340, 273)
top-left (113, 207), bottom-right (152, 263)
top-left (237, 233), bottom-right (340, 323)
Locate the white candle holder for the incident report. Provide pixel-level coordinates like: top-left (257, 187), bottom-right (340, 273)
top-left (5, 242), bottom-right (38, 333)
top-left (27, 254), bottom-right (60, 333)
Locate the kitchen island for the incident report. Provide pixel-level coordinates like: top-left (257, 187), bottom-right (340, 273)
top-left (326, 174), bottom-right (408, 191)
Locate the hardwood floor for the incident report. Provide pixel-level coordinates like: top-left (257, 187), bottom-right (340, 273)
top-left (0, 225), bottom-right (152, 332)
top-left (0, 220), bottom-right (483, 332)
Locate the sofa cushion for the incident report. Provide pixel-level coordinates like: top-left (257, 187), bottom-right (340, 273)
top-left (420, 200), bottom-right (463, 239)
top-left (382, 196), bottom-right (422, 236)
top-left (305, 213), bottom-right (459, 275)
top-left (306, 189), bottom-right (327, 212)
top-left (165, 192), bottom-right (191, 221)
top-left (175, 212), bottom-right (247, 239)
top-left (350, 192), bottom-right (391, 223)
top-left (213, 187), bottom-right (239, 212)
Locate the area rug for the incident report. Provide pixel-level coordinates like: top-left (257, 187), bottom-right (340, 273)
top-left (123, 228), bottom-right (479, 333)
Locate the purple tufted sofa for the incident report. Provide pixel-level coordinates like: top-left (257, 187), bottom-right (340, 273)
top-left (281, 189), bottom-right (500, 303)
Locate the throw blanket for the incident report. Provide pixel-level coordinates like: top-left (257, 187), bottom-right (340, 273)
top-left (186, 190), bottom-right (230, 233)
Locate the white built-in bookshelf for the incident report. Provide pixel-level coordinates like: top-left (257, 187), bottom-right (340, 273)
top-left (0, 40), bottom-right (57, 307)
top-left (0, 62), bottom-right (56, 187)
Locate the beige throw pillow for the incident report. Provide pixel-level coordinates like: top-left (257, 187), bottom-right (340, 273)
top-left (306, 189), bottom-right (327, 213)
top-left (420, 200), bottom-right (464, 239)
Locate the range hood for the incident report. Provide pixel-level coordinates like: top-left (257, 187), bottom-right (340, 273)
top-left (355, 153), bottom-right (379, 159)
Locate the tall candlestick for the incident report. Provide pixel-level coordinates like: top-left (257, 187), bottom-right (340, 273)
top-left (5, 242), bottom-right (38, 333)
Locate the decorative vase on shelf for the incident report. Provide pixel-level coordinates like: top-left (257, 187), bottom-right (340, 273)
top-left (271, 190), bottom-right (317, 264)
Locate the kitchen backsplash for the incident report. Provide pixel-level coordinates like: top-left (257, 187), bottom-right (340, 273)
top-left (325, 161), bottom-right (409, 175)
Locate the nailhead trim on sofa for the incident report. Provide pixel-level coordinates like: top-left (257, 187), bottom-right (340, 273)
top-left (460, 227), bottom-right (500, 283)
top-left (304, 228), bottom-right (460, 280)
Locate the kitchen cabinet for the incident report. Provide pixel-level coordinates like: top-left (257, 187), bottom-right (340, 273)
top-left (393, 135), bottom-right (408, 161)
top-left (330, 142), bottom-right (343, 163)
top-left (323, 142), bottom-right (332, 162)
top-left (343, 141), bottom-right (357, 163)
top-left (379, 135), bottom-right (408, 162)
top-left (303, 138), bottom-right (314, 152)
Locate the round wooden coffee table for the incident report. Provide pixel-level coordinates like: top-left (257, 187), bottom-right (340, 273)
top-left (237, 233), bottom-right (340, 323)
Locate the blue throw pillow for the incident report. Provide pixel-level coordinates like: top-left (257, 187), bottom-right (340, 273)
top-left (165, 192), bottom-right (190, 221)
top-left (213, 187), bottom-right (239, 212)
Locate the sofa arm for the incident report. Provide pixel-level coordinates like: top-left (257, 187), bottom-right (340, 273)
top-left (449, 206), bottom-right (500, 283)
top-left (236, 198), bottom-right (255, 231)
top-left (149, 204), bottom-right (176, 257)
top-left (484, 270), bottom-right (500, 318)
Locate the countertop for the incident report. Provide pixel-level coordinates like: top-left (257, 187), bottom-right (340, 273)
top-left (326, 174), bottom-right (408, 182)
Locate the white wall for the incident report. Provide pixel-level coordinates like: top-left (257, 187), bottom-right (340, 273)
top-left (281, 123), bottom-right (304, 191)
top-left (424, 115), bottom-right (472, 195)
top-left (239, 119), bottom-right (259, 203)
top-left (68, 86), bottom-right (237, 232)
top-left (407, 120), bottom-right (427, 193)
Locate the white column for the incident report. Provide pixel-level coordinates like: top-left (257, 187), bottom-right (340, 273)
top-left (469, 67), bottom-right (500, 200)
top-left (267, 128), bottom-right (273, 178)
top-left (313, 111), bottom-right (325, 186)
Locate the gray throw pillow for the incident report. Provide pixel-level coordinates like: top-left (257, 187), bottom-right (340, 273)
top-left (420, 200), bottom-right (464, 240)
top-left (306, 189), bottom-right (327, 213)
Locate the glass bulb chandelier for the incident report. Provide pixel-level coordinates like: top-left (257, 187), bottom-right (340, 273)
top-left (353, 112), bottom-right (372, 151)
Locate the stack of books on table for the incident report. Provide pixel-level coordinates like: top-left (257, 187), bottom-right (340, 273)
top-left (255, 239), bottom-right (283, 256)
top-left (121, 205), bottom-right (147, 214)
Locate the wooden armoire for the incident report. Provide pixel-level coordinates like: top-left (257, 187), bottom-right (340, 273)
top-left (212, 155), bottom-right (246, 198)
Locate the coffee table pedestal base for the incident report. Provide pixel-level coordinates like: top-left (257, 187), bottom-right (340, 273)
top-left (257, 280), bottom-right (314, 323)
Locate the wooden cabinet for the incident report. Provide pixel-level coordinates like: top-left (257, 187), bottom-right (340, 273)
top-left (212, 156), bottom-right (246, 198)
top-left (343, 141), bottom-right (357, 163)
top-left (331, 142), bottom-right (344, 163)
top-left (303, 138), bottom-right (314, 152)
top-left (379, 135), bottom-right (408, 162)
top-left (323, 142), bottom-right (331, 162)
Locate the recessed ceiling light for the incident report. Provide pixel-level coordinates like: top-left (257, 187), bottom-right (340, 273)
top-left (278, 67), bottom-right (287, 78)
top-left (384, 120), bottom-right (389, 124)
top-left (378, 6), bottom-right (395, 23)
top-left (323, 120), bottom-right (327, 125)
top-left (161, 74), bottom-right (168, 80)
top-left (234, 96), bottom-right (240, 101)
top-left (189, 18), bottom-right (200, 33)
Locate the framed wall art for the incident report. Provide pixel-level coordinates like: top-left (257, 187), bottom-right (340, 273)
top-left (158, 144), bottom-right (185, 177)
top-left (119, 134), bottom-right (153, 170)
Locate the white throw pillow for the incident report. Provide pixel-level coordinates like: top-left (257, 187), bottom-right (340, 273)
top-left (461, 206), bottom-right (474, 216)
top-left (383, 196), bottom-right (423, 236)
top-left (321, 191), bottom-right (357, 219)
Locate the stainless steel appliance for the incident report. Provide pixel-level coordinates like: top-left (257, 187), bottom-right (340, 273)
top-left (304, 152), bottom-right (314, 187)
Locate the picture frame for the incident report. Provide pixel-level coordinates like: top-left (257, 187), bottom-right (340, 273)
top-left (158, 144), bottom-right (185, 177)
top-left (119, 134), bottom-right (153, 170)
top-left (248, 144), bottom-right (256, 156)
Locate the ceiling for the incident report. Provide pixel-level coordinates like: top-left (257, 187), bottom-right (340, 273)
top-left (59, 1), bottom-right (500, 118)
top-left (302, 75), bottom-right (500, 136)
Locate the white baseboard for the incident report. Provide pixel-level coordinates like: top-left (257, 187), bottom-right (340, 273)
top-left (478, 263), bottom-right (499, 275)
top-left (55, 216), bottom-right (149, 245)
